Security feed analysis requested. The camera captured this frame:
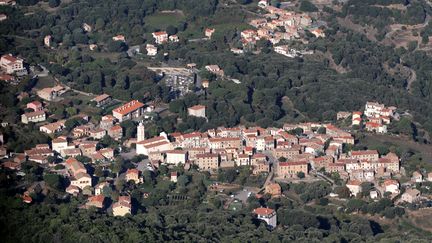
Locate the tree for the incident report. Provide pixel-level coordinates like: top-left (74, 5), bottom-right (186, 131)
top-left (218, 169), bottom-right (237, 183)
top-left (177, 174), bottom-right (190, 187)
top-left (48, 0), bottom-right (60, 8)
top-left (347, 199), bottom-right (367, 212)
top-left (335, 186), bottom-right (351, 198)
top-left (299, 0), bottom-right (318, 12)
top-left (112, 157), bottom-right (125, 177)
top-left (297, 171), bottom-right (305, 179)
top-left (43, 174), bottom-right (64, 190)
top-left (107, 40), bottom-right (127, 52)
top-left (317, 127), bottom-right (326, 134)
top-left (166, 25), bottom-right (178, 36)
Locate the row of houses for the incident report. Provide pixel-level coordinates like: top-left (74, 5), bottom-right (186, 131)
top-left (129, 121), bottom-right (400, 180)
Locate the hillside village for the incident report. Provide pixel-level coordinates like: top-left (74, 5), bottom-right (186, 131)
top-left (1, 90), bottom-right (431, 226)
top-left (1, 0), bottom-right (432, 239)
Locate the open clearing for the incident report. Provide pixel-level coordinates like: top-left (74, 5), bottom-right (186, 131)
top-left (145, 11), bottom-right (186, 30)
top-left (362, 134), bottom-right (432, 162)
top-left (403, 209), bottom-right (432, 235)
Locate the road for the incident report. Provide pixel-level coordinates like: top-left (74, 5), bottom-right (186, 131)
top-left (53, 77), bottom-right (125, 103)
top-left (406, 66), bottom-right (416, 93)
top-left (233, 186), bottom-right (260, 204)
top-left (188, 37), bottom-right (209, 43)
top-left (310, 171), bottom-right (336, 189)
top-left (147, 67), bottom-right (193, 76)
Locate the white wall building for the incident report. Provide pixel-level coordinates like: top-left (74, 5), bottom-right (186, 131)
top-left (254, 207), bottom-right (277, 228)
top-left (137, 122), bottom-right (145, 142)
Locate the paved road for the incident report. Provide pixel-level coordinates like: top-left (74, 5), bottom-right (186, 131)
top-left (233, 187), bottom-right (259, 204)
top-left (188, 37), bottom-right (209, 42)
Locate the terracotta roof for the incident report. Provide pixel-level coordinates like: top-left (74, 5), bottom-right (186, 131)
top-left (153, 31), bottom-right (168, 36)
top-left (22, 194), bottom-right (32, 204)
top-left (0, 74), bottom-right (14, 81)
top-left (126, 168), bottom-right (139, 175)
top-left (346, 180), bottom-right (362, 186)
top-left (23, 110), bottom-right (45, 118)
top-left (89, 194), bottom-right (105, 204)
top-left (351, 150), bottom-right (378, 156)
top-left (254, 207), bottom-right (274, 216)
top-left (102, 115), bottom-right (115, 121)
top-left (137, 136), bottom-right (167, 145)
top-left (165, 150), bottom-right (187, 155)
top-left (366, 122), bottom-right (381, 128)
top-left (66, 185), bottom-right (80, 193)
top-left (238, 154), bottom-right (250, 158)
top-left (182, 132), bottom-right (202, 139)
top-left (1, 54), bottom-right (18, 63)
top-left (209, 137), bottom-right (241, 142)
top-left (28, 100), bottom-right (42, 106)
top-left (91, 152), bottom-right (105, 160)
top-left (110, 125), bottom-right (122, 131)
top-left (142, 141), bottom-right (170, 149)
top-left (112, 100), bottom-right (144, 116)
top-left (188, 105), bottom-right (206, 111)
top-left (92, 94), bottom-right (110, 102)
top-left (383, 179), bottom-right (399, 187)
top-left (252, 153), bottom-right (266, 159)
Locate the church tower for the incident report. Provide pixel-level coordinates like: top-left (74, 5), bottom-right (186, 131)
top-left (137, 122), bottom-right (145, 142)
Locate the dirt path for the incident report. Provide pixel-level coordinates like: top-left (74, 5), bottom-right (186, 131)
top-left (324, 51), bottom-right (349, 73)
top-left (406, 67), bottom-right (416, 93)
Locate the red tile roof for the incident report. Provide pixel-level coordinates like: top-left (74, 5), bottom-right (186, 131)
top-left (254, 207), bottom-right (274, 216)
top-left (351, 150), bottom-right (378, 156)
top-left (188, 105), bottom-right (206, 111)
top-left (112, 100), bottom-right (144, 116)
top-left (347, 180), bottom-right (362, 186)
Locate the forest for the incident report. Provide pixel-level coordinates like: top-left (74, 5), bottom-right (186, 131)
top-left (0, 160), bottom-right (430, 242)
top-left (0, 0), bottom-right (431, 143)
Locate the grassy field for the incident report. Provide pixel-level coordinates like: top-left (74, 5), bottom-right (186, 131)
top-left (145, 11), bottom-right (186, 30)
top-left (360, 134), bottom-right (432, 161)
top-left (407, 209), bottom-right (432, 233)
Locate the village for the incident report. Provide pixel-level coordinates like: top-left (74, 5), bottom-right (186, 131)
top-left (1, 0), bottom-right (432, 233)
top-left (1, 85), bottom-right (431, 228)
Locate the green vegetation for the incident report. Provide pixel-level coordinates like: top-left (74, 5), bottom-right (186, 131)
top-left (1, 163), bottom-right (430, 242)
top-left (299, 0), bottom-right (318, 12)
top-left (145, 12), bottom-right (186, 30)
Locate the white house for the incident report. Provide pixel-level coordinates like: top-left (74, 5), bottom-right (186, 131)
top-left (383, 179), bottom-right (400, 194)
top-left (253, 207), bottom-right (277, 228)
top-left (44, 35), bottom-right (52, 47)
top-left (70, 172), bottom-right (92, 190)
top-left (401, 188), bottom-right (421, 203)
top-left (152, 31), bottom-right (168, 44)
top-left (0, 54), bottom-right (26, 75)
top-left (112, 196), bottom-right (132, 216)
top-left (21, 111), bottom-right (46, 124)
top-left (52, 137), bottom-right (68, 153)
top-left (146, 44), bottom-right (157, 56)
top-left (136, 136), bottom-right (173, 155)
top-left (346, 180), bottom-right (362, 197)
top-left (165, 150), bottom-right (187, 164)
top-left (188, 105), bottom-right (206, 118)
